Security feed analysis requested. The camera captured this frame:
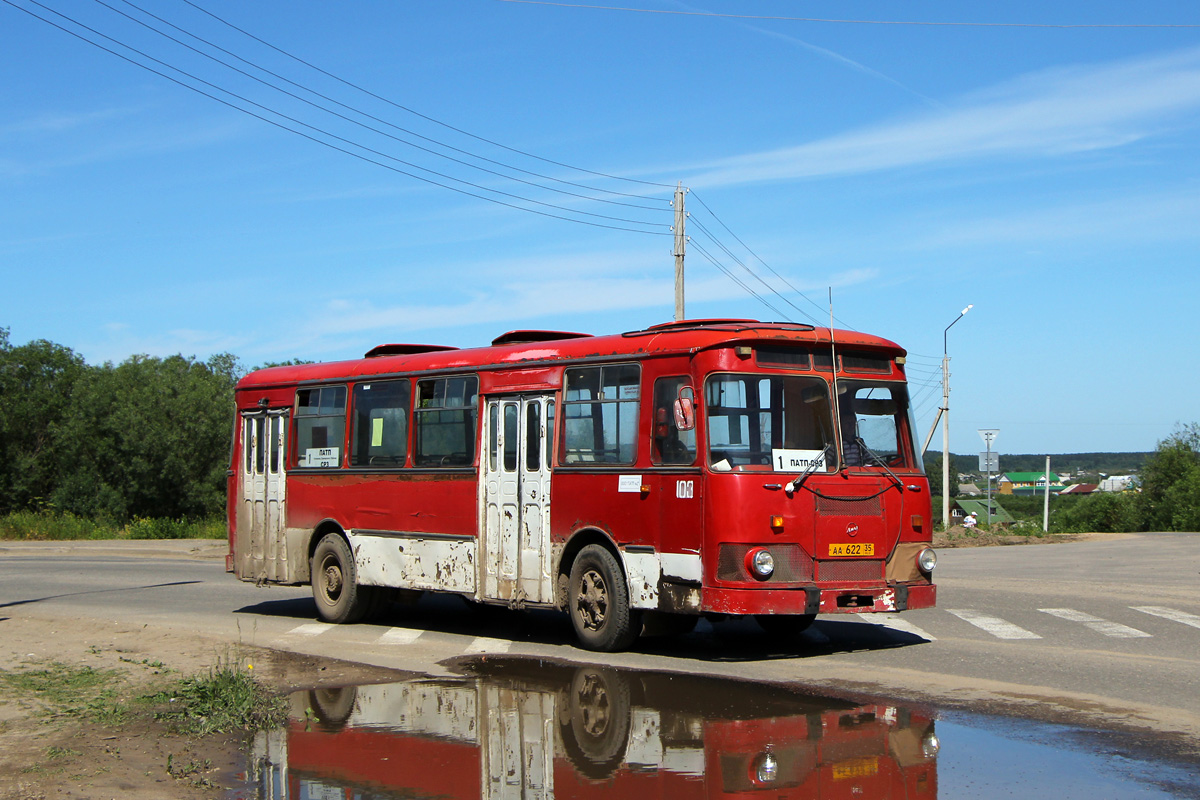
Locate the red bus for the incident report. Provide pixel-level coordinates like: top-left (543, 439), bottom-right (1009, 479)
top-left (227, 319), bottom-right (936, 651)
top-left (249, 666), bottom-right (939, 800)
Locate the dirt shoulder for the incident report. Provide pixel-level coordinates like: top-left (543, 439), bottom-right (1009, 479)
top-left (931, 526), bottom-right (1131, 548)
top-left (0, 613), bottom-right (412, 799)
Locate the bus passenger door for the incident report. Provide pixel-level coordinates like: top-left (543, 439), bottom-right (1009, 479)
top-left (239, 410), bottom-right (288, 582)
top-left (482, 395), bottom-right (554, 606)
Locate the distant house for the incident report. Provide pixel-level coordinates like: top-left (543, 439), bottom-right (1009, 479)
top-left (951, 498), bottom-right (1016, 527)
top-left (1099, 475), bottom-right (1137, 492)
top-left (1061, 483), bottom-right (1098, 495)
top-left (958, 482), bottom-right (982, 496)
top-left (998, 471), bottom-right (1065, 496)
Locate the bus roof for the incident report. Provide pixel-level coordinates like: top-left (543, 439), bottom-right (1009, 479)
top-left (236, 319), bottom-right (906, 391)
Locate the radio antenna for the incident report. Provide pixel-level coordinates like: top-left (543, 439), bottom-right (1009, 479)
top-left (828, 288), bottom-right (844, 469)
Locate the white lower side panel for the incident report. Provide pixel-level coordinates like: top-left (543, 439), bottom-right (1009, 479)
top-left (622, 551), bottom-right (661, 610)
top-left (351, 533), bottom-right (477, 594)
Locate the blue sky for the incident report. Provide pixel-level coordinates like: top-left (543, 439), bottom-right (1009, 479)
top-left (3, 1), bottom-right (1198, 456)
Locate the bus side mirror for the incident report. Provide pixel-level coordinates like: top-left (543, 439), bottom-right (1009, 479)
top-left (674, 387), bottom-right (696, 431)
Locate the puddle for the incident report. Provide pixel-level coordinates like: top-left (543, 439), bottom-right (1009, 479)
top-left (233, 658), bottom-right (1199, 799)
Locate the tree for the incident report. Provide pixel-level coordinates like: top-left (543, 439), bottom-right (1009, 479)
top-left (1138, 423), bottom-right (1200, 532)
top-left (924, 453), bottom-right (959, 499)
top-left (0, 329), bottom-right (86, 513)
top-left (51, 353), bottom-right (239, 521)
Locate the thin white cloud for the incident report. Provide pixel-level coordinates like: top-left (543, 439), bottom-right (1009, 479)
top-left (683, 47), bottom-right (1200, 188)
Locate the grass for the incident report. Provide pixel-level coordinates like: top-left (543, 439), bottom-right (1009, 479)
top-left (145, 661), bottom-right (287, 736)
top-left (0, 662), bottom-right (129, 723)
top-left (0, 510), bottom-right (225, 541)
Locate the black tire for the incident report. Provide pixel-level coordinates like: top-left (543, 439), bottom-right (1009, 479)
top-left (755, 613), bottom-right (817, 636)
top-left (568, 545), bottom-right (641, 652)
top-left (308, 686), bottom-right (358, 731)
top-left (560, 667), bottom-right (631, 779)
top-left (311, 533), bottom-right (373, 624)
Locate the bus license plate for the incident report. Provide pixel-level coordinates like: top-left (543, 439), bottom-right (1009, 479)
top-left (828, 542), bottom-right (874, 557)
top-left (832, 757), bottom-right (879, 781)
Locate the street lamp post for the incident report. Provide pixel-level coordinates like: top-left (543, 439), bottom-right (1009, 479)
top-left (940, 305), bottom-right (973, 530)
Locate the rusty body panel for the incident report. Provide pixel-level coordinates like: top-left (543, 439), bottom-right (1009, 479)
top-left (227, 320), bottom-right (935, 638)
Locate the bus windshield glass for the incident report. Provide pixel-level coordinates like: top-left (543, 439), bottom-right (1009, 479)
top-left (837, 380), bottom-right (922, 471)
top-left (705, 374), bottom-right (835, 472)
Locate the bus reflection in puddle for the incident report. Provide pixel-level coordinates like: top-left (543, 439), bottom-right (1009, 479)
top-left (247, 659), bottom-right (938, 799)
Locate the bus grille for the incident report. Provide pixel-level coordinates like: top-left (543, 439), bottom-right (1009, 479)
top-left (816, 495), bottom-right (883, 516)
top-left (817, 559), bottom-right (885, 582)
top-left (717, 544), bottom-right (814, 583)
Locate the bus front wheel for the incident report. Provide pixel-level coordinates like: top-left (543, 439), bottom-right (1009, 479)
top-left (312, 534), bottom-right (374, 624)
top-left (568, 545), bottom-right (641, 652)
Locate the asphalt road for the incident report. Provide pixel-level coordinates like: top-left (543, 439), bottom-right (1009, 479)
top-left (2, 532), bottom-right (1198, 744)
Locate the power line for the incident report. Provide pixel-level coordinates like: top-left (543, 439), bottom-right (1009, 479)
top-left (92, 0), bottom-right (669, 215)
top-left (179, 0), bottom-right (675, 193)
top-left (496, 1), bottom-right (1200, 28)
top-left (689, 191), bottom-right (856, 328)
top-left (689, 240), bottom-right (788, 319)
top-left (6, 0), bottom-right (671, 235)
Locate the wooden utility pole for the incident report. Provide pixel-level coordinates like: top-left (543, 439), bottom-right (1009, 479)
top-left (673, 183), bottom-right (687, 321)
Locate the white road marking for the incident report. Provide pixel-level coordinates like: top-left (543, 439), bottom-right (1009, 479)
top-left (1132, 606), bottom-right (1200, 630)
top-left (946, 609), bottom-right (1042, 640)
top-left (870, 616), bottom-right (937, 641)
top-left (286, 623), bottom-right (335, 637)
top-left (1038, 608), bottom-right (1151, 638)
top-left (463, 637), bottom-right (512, 655)
top-left (376, 627), bottom-right (424, 645)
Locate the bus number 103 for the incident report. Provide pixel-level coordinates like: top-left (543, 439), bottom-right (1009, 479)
top-left (676, 480), bottom-right (694, 499)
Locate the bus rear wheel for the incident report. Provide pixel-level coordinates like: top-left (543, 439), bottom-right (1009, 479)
top-left (568, 545), bottom-right (641, 652)
top-left (312, 533), bottom-right (374, 624)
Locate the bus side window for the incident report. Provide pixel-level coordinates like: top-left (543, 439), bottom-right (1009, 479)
top-left (295, 386), bottom-right (347, 468)
top-left (350, 380), bottom-right (410, 467)
top-left (413, 376), bottom-right (479, 467)
top-left (562, 364), bottom-right (639, 465)
top-left (653, 377), bottom-right (696, 466)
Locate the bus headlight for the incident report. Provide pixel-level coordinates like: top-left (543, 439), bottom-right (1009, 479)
top-left (751, 752), bottom-right (779, 784)
top-left (917, 547), bottom-right (937, 573)
top-left (922, 731), bottom-right (941, 758)
top-left (746, 548), bottom-right (775, 580)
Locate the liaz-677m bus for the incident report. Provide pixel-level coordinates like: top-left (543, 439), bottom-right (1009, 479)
top-left (227, 319), bottom-right (936, 651)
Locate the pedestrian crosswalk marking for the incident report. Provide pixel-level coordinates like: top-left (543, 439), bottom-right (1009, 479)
top-left (1038, 608), bottom-right (1151, 638)
top-left (1132, 606), bottom-right (1200, 630)
top-left (376, 627), bottom-right (424, 645)
top-left (870, 616), bottom-right (937, 641)
top-left (463, 637), bottom-right (512, 655)
top-left (947, 609), bottom-right (1041, 640)
top-left (287, 623), bottom-right (335, 637)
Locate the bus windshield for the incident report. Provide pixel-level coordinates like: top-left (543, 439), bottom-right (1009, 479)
top-left (705, 374), bottom-right (922, 472)
top-left (837, 380), bottom-right (922, 471)
top-left (705, 374), bottom-right (835, 472)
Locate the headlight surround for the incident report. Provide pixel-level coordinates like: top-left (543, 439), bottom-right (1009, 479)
top-left (745, 548), bottom-right (775, 580)
top-left (917, 547), bottom-right (937, 573)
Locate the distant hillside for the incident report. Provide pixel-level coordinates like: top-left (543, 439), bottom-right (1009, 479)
top-left (924, 452), bottom-right (1151, 477)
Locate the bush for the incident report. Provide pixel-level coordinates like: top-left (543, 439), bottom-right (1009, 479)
top-left (0, 510), bottom-right (117, 540)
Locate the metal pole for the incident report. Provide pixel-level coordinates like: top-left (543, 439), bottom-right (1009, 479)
top-left (986, 435), bottom-right (993, 526)
top-left (673, 183), bottom-right (686, 321)
top-left (940, 305), bottom-right (972, 529)
top-left (1043, 455), bottom-right (1051, 532)
top-left (941, 354), bottom-right (950, 530)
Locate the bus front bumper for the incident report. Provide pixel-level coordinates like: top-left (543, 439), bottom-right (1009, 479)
top-left (699, 581), bottom-right (936, 616)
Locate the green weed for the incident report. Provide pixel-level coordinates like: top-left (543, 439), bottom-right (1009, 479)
top-left (147, 662), bottom-right (286, 736)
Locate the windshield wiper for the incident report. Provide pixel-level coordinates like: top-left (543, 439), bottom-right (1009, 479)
top-left (784, 443), bottom-right (832, 494)
top-left (854, 436), bottom-right (904, 491)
